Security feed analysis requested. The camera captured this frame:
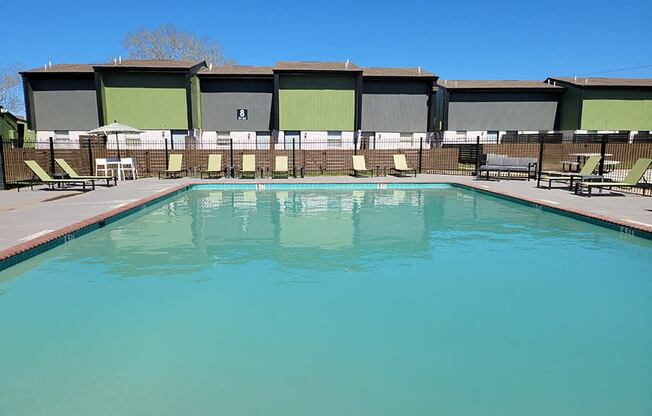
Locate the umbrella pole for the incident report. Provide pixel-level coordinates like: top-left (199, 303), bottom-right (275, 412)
top-left (116, 132), bottom-right (121, 159)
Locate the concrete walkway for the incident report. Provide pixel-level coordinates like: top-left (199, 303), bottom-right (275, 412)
top-left (454, 176), bottom-right (652, 230)
top-left (0, 175), bottom-right (651, 252)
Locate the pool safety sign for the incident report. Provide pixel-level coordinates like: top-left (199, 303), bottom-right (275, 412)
top-left (237, 109), bottom-right (248, 120)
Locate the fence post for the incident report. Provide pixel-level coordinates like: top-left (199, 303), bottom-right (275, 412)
top-left (164, 138), bottom-right (169, 169)
top-left (418, 137), bottom-right (423, 174)
top-left (354, 133), bottom-right (358, 155)
top-left (49, 137), bottom-right (55, 176)
top-left (537, 135), bottom-right (544, 187)
top-left (292, 136), bottom-right (297, 178)
top-left (474, 135), bottom-right (481, 178)
top-left (170, 135), bottom-right (174, 150)
top-left (229, 138), bottom-right (234, 177)
top-left (0, 136), bottom-right (6, 190)
top-left (598, 134), bottom-right (607, 176)
top-left (87, 138), bottom-right (94, 175)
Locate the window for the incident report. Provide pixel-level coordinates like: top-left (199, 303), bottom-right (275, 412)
top-left (455, 130), bottom-right (467, 141)
top-left (171, 130), bottom-right (187, 149)
top-left (400, 132), bottom-right (413, 143)
top-left (283, 131), bottom-right (300, 150)
top-left (54, 130), bottom-right (70, 141)
top-left (125, 133), bottom-right (141, 147)
top-left (216, 131), bottom-right (231, 147)
top-left (256, 131), bottom-right (271, 150)
top-left (327, 131), bottom-right (342, 148)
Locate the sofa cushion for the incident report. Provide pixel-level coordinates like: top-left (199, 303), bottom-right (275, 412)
top-left (502, 157), bottom-right (519, 167)
top-left (485, 154), bottom-right (505, 166)
top-left (518, 158), bottom-right (537, 167)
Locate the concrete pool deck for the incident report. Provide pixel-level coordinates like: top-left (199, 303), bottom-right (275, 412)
top-left (1, 175), bottom-right (651, 260)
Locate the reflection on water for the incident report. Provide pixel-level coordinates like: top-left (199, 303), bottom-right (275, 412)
top-left (3, 188), bottom-right (647, 280)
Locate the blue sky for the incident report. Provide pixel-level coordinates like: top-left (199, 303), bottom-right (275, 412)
top-left (2, 0), bottom-right (652, 80)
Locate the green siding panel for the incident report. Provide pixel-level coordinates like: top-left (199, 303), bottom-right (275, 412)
top-left (581, 89), bottom-right (652, 130)
top-left (279, 75), bottom-right (355, 131)
top-left (0, 114), bottom-right (18, 140)
top-left (102, 73), bottom-right (188, 129)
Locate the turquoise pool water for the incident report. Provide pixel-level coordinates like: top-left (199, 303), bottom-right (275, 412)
top-left (1, 187), bottom-right (651, 415)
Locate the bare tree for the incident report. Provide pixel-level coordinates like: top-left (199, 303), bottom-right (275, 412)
top-left (122, 25), bottom-right (233, 65)
top-left (0, 64), bottom-right (24, 115)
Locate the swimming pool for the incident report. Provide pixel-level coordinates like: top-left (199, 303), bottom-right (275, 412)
top-left (1, 185), bottom-right (651, 415)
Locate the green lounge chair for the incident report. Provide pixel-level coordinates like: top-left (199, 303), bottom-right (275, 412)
top-left (273, 156), bottom-right (289, 179)
top-left (575, 158), bottom-right (652, 197)
top-left (241, 154), bottom-right (257, 179)
top-left (392, 154), bottom-right (417, 177)
top-left (201, 154), bottom-right (223, 179)
top-left (159, 154), bottom-right (186, 179)
top-left (22, 160), bottom-right (94, 191)
top-left (55, 158), bottom-right (117, 186)
top-left (351, 155), bottom-right (372, 177)
top-left (538, 155), bottom-right (602, 189)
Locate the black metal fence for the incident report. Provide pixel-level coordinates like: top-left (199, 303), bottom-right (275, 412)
top-left (1, 134), bottom-right (651, 195)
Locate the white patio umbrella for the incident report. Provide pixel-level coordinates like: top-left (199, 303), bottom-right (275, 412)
top-left (89, 122), bottom-right (142, 158)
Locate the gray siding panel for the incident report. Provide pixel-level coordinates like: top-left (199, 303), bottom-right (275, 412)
top-left (361, 80), bottom-right (429, 132)
top-left (201, 79), bottom-right (273, 131)
top-left (30, 78), bottom-right (99, 131)
top-left (447, 91), bottom-right (559, 131)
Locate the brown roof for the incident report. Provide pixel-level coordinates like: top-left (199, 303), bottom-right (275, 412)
top-left (437, 80), bottom-right (563, 90)
top-left (274, 61), bottom-right (361, 71)
top-left (547, 77), bottom-right (652, 88)
top-left (93, 59), bottom-right (205, 70)
top-left (363, 67), bottom-right (435, 78)
top-left (198, 65), bottom-right (274, 76)
top-left (21, 64), bottom-right (95, 74)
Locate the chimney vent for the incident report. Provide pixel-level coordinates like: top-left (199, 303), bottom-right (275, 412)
top-left (118, 56), bottom-right (122, 64)
top-left (209, 63), bottom-right (213, 71)
top-left (418, 66), bottom-right (421, 74)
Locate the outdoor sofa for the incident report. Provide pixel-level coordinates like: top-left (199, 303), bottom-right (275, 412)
top-left (479, 154), bottom-right (538, 181)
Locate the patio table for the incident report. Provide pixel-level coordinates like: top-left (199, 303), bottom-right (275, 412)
top-left (105, 158), bottom-right (124, 181)
top-left (568, 153), bottom-right (613, 172)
